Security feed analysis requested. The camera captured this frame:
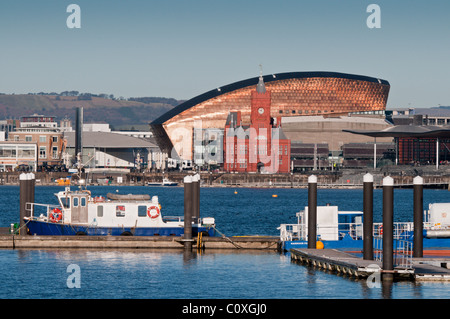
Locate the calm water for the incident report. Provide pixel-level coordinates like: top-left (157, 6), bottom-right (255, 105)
top-left (1, 185), bottom-right (450, 300)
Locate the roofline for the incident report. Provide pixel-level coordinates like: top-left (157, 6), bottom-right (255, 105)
top-left (343, 126), bottom-right (450, 138)
top-left (151, 71), bottom-right (390, 125)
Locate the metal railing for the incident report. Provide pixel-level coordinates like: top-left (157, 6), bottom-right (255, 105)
top-left (26, 202), bottom-right (62, 221)
top-left (279, 222), bottom-right (415, 242)
top-left (278, 222), bottom-right (364, 241)
top-left (374, 236), bottom-right (413, 269)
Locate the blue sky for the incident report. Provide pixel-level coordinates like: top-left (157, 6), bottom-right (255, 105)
top-left (0, 0), bottom-right (449, 108)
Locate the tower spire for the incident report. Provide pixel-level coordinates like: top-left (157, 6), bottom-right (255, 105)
top-left (256, 64), bottom-right (266, 93)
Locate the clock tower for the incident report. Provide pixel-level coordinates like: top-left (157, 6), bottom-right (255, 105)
top-left (250, 74), bottom-right (271, 129)
top-left (223, 69), bottom-right (291, 174)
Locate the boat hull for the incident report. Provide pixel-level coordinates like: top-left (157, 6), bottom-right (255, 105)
top-left (26, 219), bottom-right (215, 237)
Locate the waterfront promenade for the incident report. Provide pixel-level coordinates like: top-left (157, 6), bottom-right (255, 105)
top-left (1, 165), bottom-right (450, 188)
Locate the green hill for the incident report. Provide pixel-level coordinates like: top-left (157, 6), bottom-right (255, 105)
top-left (0, 94), bottom-right (179, 129)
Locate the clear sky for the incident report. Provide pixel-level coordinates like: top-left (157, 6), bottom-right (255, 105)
top-left (0, 0), bottom-right (449, 109)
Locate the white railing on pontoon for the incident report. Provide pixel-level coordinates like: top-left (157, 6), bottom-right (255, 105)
top-left (374, 236), bottom-right (413, 269)
top-left (279, 222), bottom-right (415, 242)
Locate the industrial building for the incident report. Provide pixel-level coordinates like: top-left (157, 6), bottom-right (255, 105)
top-left (63, 131), bottom-right (160, 171)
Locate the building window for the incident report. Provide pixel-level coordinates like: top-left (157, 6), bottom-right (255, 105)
top-left (39, 146), bottom-right (46, 159)
top-left (39, 136), bottom-right (46, 143)
top-left (14, 135), bottom-right (19, 141)
top-left (52, 136), bottom-right (58, 143)
top-left (52, 146), bottom-right (58, 159)
top-left (25, 136), bottom-right (32, 142)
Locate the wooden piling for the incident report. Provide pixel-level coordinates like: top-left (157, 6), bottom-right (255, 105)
top-left (19, 173), bottom-right (29, 234)
top-left (183, 175), bottom-right (193, 250)
top-left (308, 175), bottom-right (317, 249)
top-left (192, 173), bottom-right (200, 223)
top-left (363, 173), bottom-right (374, 260)
top-left (413, 176), bottom-right (424, 258)
top-left (382, 176), bottom-right (394, 281)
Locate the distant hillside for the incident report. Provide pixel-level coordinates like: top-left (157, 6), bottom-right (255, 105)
top-left (0, 93), bottom-right (181, 129)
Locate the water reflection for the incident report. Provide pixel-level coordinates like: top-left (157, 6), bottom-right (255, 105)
top-left (2, 248), bottom-right (450, 299)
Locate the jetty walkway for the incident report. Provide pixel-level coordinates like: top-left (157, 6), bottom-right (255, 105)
top-left (0, 231), bottom-right (280, 251)
top-left (290, 248), bottom-right (450, 282)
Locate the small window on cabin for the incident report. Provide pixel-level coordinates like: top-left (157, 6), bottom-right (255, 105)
top-left (73, 197), bottom-right (79, 207)
top-left (81, 197), bottom-right (86, 207)
top-left (138, 206), bottom-right (147, 217)
top-left (97, 205), bottom-right (103, 217)
top-left (116, 205), bottom-right (125, 217)
top-left (61, 197), bottom-right (70, 209)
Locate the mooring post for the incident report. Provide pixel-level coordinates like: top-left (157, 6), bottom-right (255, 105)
top-left (382, 176), bottom-right (394, 281)
top-left (363, 173), bottom-right (374, 260)
top-left (19, 173), bottom-right (30, 235)
top-left (192, 173), bottom-right (200, 223)
top-left (75, 107), bottom-right (83, 164)
top-left (27, 173), bottom-right (35, 212)
top-left (308, 175), bottom-right (317, 249)
top-left (413, 176), bottom-right (424, 258)
top-left (183, 175), bottom-right (193, 250)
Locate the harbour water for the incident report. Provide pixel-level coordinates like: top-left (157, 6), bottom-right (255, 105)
top-left (1, 185), bottom-right (450, 300)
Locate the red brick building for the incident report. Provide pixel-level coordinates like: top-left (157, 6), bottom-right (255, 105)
top-left (223, 75), bottom-right (291, 173)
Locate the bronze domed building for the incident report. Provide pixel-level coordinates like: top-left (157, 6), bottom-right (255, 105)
top-left (151, 71), bottom-right (390, 162)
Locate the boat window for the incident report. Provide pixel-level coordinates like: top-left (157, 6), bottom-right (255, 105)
top-left (61, 197), bottom-right (70, 209)
top-left (73, 197), bottom-right (79, 207)
top-left (138, 205), bottom-right (147, 217)
top-left (97, 205), bottom-right (103, 217)
top-left (116, 205), bottom-right (125, 217)
top-left (81, 197), bottom-right (86, 207)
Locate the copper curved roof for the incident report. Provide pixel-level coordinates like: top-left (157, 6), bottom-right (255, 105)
top-left (151, 71), bottom-right (389, 125)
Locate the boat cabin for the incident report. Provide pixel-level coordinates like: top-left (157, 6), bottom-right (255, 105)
top-left (297, 205), bottom-right (363, 241)
top-left (55, 188), bottom-right (175, 228)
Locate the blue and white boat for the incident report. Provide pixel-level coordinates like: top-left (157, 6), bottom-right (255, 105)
top-left (279, 203), bottom-right (450, 254)
top-left (24, 187), bottom-right (215, 237)
top-left (147, 178), bottom-right (178, 187)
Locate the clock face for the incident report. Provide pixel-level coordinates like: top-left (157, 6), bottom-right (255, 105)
top-left (258, 107), bottom-right (264, 115)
